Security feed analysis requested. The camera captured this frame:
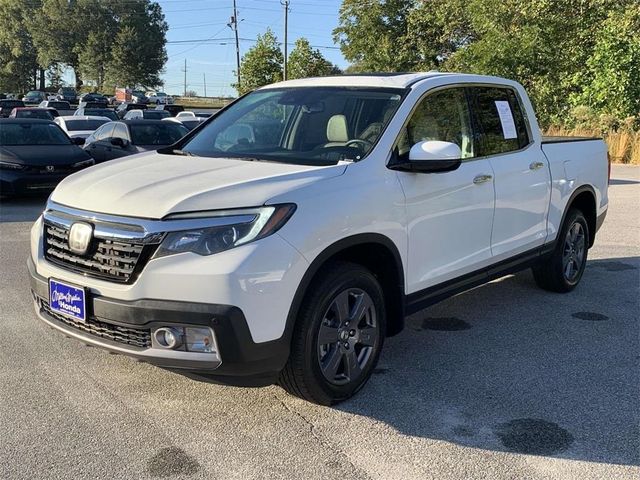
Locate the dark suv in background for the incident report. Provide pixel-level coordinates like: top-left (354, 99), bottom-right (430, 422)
top-left (0, 100), bottom-right (25, 117)
top-left (57, 87), bottom-right (77, 104)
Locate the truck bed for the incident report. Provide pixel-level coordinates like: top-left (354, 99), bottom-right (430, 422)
top-left (542, 136), bottom-right (602, 144)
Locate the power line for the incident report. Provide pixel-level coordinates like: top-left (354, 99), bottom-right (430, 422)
top-left (167, 37), bottom-right (341, 51)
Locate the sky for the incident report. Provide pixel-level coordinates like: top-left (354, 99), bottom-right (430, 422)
top-left (158, 0), bottom-right (346, 97)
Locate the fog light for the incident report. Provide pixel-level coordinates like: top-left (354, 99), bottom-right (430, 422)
top-left (154, 327), bottom-right (182, 349)
top-left (185, 327), bottom-right (215, 353)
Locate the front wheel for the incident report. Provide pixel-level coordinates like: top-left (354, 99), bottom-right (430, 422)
top-left (279, 261), bottom-right (386, 405)
top-left (533, 208), bottom-right (589, 292)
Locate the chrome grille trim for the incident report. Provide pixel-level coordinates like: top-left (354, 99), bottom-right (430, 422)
top-left (44, 200), bottom-right (256, 244)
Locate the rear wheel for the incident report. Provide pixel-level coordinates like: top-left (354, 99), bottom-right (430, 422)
top-left (533, 208), bottom-right (589, 292)
top-left (279, 261), bottom-right (386, 405)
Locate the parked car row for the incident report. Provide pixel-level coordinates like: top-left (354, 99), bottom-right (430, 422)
top-left (1, 112), bottom-right (194, 196)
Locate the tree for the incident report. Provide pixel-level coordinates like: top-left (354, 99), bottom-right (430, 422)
top-left (287, 38), bottom-right (336, 79)
top-left (571, 8), bottom-right (640, 119)
top-left (233, 29), bottom-right (283, 95)
top-left (333, 0), bottom-right (414, 72)
top-left (26, 0), bottom-right (85, 88)
top-left (0, 0), bottom-right (39, 93)
top-left (75, 1), bottom-right (118, 91)
top-left (334, 0), bottom-right (638, 127)
top-left (104, 0), bottom-right (168, 90)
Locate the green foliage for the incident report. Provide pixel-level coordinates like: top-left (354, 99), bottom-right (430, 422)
top-left (233, 29), bottom-right (283, 95)
top-left (0, 0), bottom-right (167, 93)
top-left (335, 0), bottom-right (640, 129)
top-left (233, 32), bottom-right (339, 93)
top-left (0, 0), bottom-right (39, 93)
top-left (104, 1), bottom-right (168, 90)
top-left (288, 38), bottom-right (336, 79)
top-left (572, 8), bottom-right (640, 119)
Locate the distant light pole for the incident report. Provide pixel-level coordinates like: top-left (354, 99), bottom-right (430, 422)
top-left (183, 59), bottom-right (187, 97)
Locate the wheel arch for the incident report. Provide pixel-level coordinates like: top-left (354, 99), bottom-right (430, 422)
top-left (562, 185), bottom-right (597, 247)
top-left (285, 234), bottom-right (406, 342)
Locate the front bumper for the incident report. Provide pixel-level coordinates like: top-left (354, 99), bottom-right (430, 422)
top-left (1, 171), bottom-right (68, 196)
top-left (29, 257), bottom-right (290, 383)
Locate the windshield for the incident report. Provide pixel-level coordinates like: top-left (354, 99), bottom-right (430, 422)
top-left (130, 123), bottom-right (188, 145)
top-left (181, 87), bottom-right (405, 165)
top-left (0, 123), bottom-right (71, 146)
top-left (65, 119), bottom-right (109, 131)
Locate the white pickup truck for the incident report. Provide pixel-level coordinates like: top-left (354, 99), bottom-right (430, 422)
top-left (29, 73), bottom-right (609, 405)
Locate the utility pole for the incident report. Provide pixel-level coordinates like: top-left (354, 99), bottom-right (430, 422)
top-left (229, 0), bottom-right (241, 88)
top-left (182, 59), bottom-right (187, 96)
top-left (203, 73), bottom-right (207, 97)
top-left (281, 0), bottom-right (290, 80)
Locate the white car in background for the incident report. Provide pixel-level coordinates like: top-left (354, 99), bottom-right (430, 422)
top-left (54, 115), bottom-right (111, 142)
top-left (146, 91), bottom-right (173, 105)
top-left (175, 111), bottom-right (196, 119)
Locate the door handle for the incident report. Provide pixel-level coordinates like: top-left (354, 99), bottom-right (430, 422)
top-left (529, 161), bottom-right (545, 170)
top-left (473, 174), bottom-right (493, 185)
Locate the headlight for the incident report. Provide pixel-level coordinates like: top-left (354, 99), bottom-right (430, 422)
top-left (154, 204), bottom-right (296, 258)
top-left (0, 161), bottom-right (25, 171)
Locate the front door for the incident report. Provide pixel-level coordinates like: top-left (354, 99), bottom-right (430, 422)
top-left (394, 87), bottom-right (496, 293)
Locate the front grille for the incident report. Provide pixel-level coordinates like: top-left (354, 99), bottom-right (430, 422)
top-left (44, 222), bottom-right (155, 283)
top-left (41, 300), bottom-right (151, 348)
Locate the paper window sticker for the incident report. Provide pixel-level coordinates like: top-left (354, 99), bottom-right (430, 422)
top-left (494, 101), bottom-right (518, 139)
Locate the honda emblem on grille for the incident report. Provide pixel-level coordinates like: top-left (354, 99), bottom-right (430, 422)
top-left (68, 222), bottom-right (93, 255)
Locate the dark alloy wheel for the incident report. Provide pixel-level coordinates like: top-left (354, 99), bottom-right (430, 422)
top-left (279, 261), bottom-right (386, 405)
top-left (562, 221), bottom-right (586, 284)
top-left (533, 208), bottom-right (589, 292)
top-left (317, 288), bottom-right (379, 386)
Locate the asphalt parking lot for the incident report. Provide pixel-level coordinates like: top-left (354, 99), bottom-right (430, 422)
top-left (0, 165), bottom-right (638, 480)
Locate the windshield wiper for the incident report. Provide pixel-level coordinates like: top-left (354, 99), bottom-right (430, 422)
top-left (168, 149), bottom-right (194, 156)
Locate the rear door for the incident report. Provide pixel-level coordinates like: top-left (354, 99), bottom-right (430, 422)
top-left (468, 86), bottom-right (550, 259)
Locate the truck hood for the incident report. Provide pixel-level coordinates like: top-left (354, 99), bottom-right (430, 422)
top-left (51, 151), bottom-right (347, 219)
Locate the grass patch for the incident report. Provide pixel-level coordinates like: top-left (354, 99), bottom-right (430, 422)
top-left (173, 96), bottom-right (232, 109)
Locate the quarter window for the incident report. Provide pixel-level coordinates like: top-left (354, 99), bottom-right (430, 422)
top-left (113, 123), bottom-right (129, 141)
top-left (469, 87), bottom-right (530, 156)
top-left (95, 123), bottom-right (115, 141)
top-left (396, 87), bottom-right (474, 160)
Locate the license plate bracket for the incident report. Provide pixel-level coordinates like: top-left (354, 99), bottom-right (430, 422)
top-left (49, 279), bottom-right (86, 322)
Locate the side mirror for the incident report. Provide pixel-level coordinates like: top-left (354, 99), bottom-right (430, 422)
top-left (390, 140), bottom-right (462, 173)
top-left (110, 137), bottom-right (128, 148)
top-left (72, 137), bottom-right (85, 146)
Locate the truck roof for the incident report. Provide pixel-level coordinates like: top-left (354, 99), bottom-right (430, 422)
top-left (261, 72), bottom-right (458, 90)
top-left (261, 72), bottom-right (519, 90)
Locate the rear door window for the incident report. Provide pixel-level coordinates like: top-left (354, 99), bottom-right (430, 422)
top-left (468, 87), bottom-right (530, 156)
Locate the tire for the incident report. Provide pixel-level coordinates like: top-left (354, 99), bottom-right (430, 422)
top-left (279, 261), bottom-right (386, 405)
top-left (532, 208), bottom-right (589, 293)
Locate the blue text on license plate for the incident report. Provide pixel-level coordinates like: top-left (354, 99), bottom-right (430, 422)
top-left (49, 279), bottom-right (86, 322)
